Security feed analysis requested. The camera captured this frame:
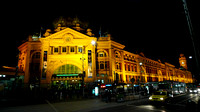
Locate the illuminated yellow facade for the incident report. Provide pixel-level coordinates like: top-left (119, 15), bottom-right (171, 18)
top-left (18, 25), bottom-right (193, 87)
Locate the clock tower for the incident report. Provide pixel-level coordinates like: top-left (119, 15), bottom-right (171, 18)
top-left (179, 54), bottom-right (187, 70)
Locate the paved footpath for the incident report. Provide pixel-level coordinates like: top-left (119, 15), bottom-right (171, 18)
top-left (0, 96), bottom-right (148, 112)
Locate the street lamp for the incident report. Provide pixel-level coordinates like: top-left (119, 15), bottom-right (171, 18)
top-left (81, 40), bottom-right (96, 97)
top-left (91, 40), bottom-right (96, 46)
top-left (182, 0), bottom-right (200, 82)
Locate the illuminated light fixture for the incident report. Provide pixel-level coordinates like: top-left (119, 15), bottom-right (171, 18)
top-left (139, 62), bottom-right (143, 66)
top-left (149, 97), bottom-right (152, 100)
top-left (160, 98), bottom-right (164, 100)
top-left (189, 56), bottom-right (192, 59)
top-left (91, 40), bottom-right (96, 45)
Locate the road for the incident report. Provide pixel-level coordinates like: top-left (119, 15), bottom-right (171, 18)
top-left (91, 93), bottom-right (200, 112)
top-left (1, 93), bottom-right (200, 112)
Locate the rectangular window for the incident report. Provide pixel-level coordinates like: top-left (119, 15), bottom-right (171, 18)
top-left (128, 64), bottom-right (130, 71)
top-left (105, 61), bottom-right (108, 69)
top-left (54, 47), bottom-right (58, 53)
top-left (134, 65), bottom-right (137, 72)
top-left (70, 47), bottom-right (75, 52)
top-left (100, 61), bottom-right (104, 69)
top-left (78, 47), bottom-right (82, 53)
top-left (116, 64), bottom-right (119, 69)
top-left (120, 75), bottom-right (123, 81)
top-left (131, 65), bottom-right (134, 71)
top-left (62, 47), bottom-right (66, 52)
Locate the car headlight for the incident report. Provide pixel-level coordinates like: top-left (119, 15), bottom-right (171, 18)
top-left (189, 90), bottom-right (193, 92)
top-left (149, 97), bottom-right (152, 100)
top-left (160, 97), bottom-right (164, 100)
top-left (198, 89), bottom-right (200, 92)
top-left (194, 90), bottom-right (197, 92)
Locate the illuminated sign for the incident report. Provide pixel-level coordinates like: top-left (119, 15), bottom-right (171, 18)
top-left (95, 87), bottom-right (99, 96)
top-left (106, 84), bottom-right (112, 87)
top-left (56, 74), bottom-right (79, 77)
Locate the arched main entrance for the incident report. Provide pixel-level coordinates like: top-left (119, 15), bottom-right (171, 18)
top-left (53, 64), bottom-right (82, 75)
top-left (51, 64), bottom-right (82, 89)
top-left (29, 52), bottom-right (41, 84)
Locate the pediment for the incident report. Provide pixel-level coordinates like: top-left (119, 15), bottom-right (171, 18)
top-left (40, 28), bottom-right (96, 46)
top-left (44, 28), bottom-right (92, 40)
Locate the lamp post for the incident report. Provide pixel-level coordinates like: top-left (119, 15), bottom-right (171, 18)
top-left (81, 40), bottom-right (96, 97)
top-left (182, 0), bottom-right (200, 82)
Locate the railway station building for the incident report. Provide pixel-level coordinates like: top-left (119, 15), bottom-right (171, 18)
top-left (17, 24), bottom-right (194, 88)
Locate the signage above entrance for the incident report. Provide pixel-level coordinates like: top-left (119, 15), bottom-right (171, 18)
top-left (56, 74), bottom-right (79, 77)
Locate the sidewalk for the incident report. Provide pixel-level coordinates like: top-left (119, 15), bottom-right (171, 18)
top-left (0, 95), bottom-right (149, 112)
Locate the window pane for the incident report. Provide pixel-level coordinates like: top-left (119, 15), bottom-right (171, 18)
top-left (78, 47), bottom-right (82, 53)
top-left (62, 47), bottom-right (66, 52)
top-left (70, 47), bottom-right (75, 52)
top-left (100, 64), bottom-right (104, 69)
top-left (99, 53), bottom-right (103, 57)
top-left (54, 48), bottom-right (58, 52)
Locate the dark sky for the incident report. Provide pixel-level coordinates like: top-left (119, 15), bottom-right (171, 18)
top-left (1, 0), bottom-right (200, 71)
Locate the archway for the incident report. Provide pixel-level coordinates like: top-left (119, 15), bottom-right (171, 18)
top-left (51, 64), bottom-right (82, 89)
top-left (53, 64), bottom-right (82, 75)
top-left (29, 52), bottom-right (41, 84)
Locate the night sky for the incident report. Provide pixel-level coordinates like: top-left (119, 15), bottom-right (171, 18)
top-left (1, 0), bottom-right (200, 72)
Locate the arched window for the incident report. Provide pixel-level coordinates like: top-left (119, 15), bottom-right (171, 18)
top-left (54, 64), bottom-right (82, 74)
top-left (97, 50), bottom-right (108, 57)
top-left (115, 51), bottom-right (121, 58)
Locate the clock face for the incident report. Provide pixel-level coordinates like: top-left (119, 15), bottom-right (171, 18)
top-left (66, 37), bottom-right (71, 41)
top-left (63, 33), bottom-right (73, 42)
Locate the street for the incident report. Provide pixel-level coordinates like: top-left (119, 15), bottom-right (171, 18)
top-left (0, 93), bottom-right (200, 112)
top-left (91, 93), bottom-right (200, 112)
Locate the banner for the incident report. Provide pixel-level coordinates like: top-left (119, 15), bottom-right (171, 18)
top-left (42, 51), bottom-right (47, 79)
top-left (88, 50), bottom-right (92, 78)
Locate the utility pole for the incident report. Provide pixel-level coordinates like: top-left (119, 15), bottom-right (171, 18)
top-left (182, 0), bottom-right (200, 82)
